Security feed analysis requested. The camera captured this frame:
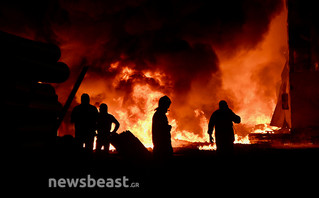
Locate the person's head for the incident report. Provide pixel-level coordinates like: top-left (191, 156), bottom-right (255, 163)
top-left (219, 100), bottom-right (228, 110)
top-left (99, 103), bottom-right (108, 114)
top-left (157, 95), bottom-right (171, 112)
top-left (81, 93), bottom-right (90, 105)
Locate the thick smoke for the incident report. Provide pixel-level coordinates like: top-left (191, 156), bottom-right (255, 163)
top-left (0, 0), bottom-right (284, 136)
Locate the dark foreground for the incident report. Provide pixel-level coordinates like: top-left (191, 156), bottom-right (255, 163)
top-left (7, 143), bottom-right (319, 195)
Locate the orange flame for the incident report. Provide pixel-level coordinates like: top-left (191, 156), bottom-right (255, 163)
top-left (58, 6), bottom-right (288, 150)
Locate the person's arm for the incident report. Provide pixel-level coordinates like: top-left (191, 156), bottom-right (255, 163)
top-left (111, 116), bottom-right (120, 133)
top-left (232, 111), bottom-right (241, 124)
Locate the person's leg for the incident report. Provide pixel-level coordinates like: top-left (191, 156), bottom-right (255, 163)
top-left (85, 135), bottom-right (94, 151)
top-left (96, 134), bottom-right (102, 151)
top-left (103, 137), bottom-right (110, 154)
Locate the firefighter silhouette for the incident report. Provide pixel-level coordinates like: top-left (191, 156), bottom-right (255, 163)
top-left (152, 96), bottom-right (173, 159)
top-left (208, 100), bottom-right (241, 155)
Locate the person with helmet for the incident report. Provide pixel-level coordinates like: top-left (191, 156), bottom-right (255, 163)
top-left (152, 95), bottom-right (173, 160)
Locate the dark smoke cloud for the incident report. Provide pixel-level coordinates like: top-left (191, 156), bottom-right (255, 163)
top-left (0, 0), bottom-right (283, 135)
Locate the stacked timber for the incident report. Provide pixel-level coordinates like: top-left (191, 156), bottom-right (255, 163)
top-left (2, 31), bottom-right (69, 148)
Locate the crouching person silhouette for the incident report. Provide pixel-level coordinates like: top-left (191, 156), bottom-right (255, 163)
top-left (71, 93), bottom-right (98, 151)
top-left (152, 96), bottom-right (173, 160)
top-left (96, 103), bottom-right (120, 153)
top-left (207, 100), bottom-right (240, 156)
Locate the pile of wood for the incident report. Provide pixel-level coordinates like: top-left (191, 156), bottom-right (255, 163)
top-left (2, 31), bottom-right (69, 148)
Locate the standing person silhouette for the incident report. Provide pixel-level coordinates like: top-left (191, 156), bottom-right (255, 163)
top-left (152, 96), bottom-right (173, 160)
top-left (71, 93), bottom-right (98, 150)
top-left (207, 100), bottom-right (241, 156)
top-left (96, 103), bottom-right (120, 153)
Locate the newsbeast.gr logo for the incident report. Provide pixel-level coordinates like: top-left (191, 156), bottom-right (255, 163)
top-left (48, 175), bottom-right (139, 188)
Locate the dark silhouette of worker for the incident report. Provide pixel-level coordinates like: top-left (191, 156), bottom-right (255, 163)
top-left (152, 95), bottom-right (173, 160)
top-left (71, 93), bottom-right (98, 150)
top-left (96, 103), bottom-right (120, 153)
top-left (207, 100), bottom-right (241, 155)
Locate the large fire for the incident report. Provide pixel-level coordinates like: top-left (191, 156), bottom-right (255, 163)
top-left (58, 4), bottom-right (288, 150)
top-left (0, 0), bottom-right (287, 150)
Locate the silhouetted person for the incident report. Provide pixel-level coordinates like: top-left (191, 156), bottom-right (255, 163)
top-left (96, 103), bottom-right (120, 152)
top-left (208, 100), bottom-right (240, 156)
top-left (152, 96), bottom-right (173, 160)
top-left (71, 93), bottom-right (98, 150)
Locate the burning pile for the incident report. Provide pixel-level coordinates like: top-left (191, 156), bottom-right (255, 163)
top-left (0, 0), bottom-right (288, 149)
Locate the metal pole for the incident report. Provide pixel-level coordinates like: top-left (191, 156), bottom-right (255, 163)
top-left (56, 66), bottom-right (89, 131)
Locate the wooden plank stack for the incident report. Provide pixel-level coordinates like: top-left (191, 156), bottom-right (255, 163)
top-left (2, 31), bottom-right (70, 148)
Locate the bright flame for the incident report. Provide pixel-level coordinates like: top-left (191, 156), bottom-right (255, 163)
top-left (85, 136), bottom-right (116, 152)
top-left (113, 66), bottom-right (136, 86)
top-left (109, 144), bottom-right (116, 152)
top-left (114, 83), bottom-right (162, 148)
top-left (234, 134), bottom-right (250, 144)
top-left (60, 6), bottom-right (287, 151)
top-left (93, 135), bottom-right (97, 150)
top-left (217, 5), bottom-right (287, 127)
top-left (198, 135), bottom-right (250, 151)
top-left (198, 144), bottom-right (216, 151)
top-left (251, 124), bottom-right (280, 134)
top-left (170, 108), bottom-right (210, 147)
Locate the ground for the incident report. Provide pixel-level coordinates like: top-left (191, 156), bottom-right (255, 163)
top-left (8, 143), bottom-right (319, 195)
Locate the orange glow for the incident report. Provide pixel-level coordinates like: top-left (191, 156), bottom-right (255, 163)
top-left (57, 6), bottom-right (288, 150)
top-left (216, 5), bottom-right (288, 126)
top-left (234, 134), bottom-right (250, 144)
top-left (251, 124), bottom-right (280, 134)
top-left (114, 84), bottom-right (162, 148)
top-left (109, 61), bottom-right (120, 71)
